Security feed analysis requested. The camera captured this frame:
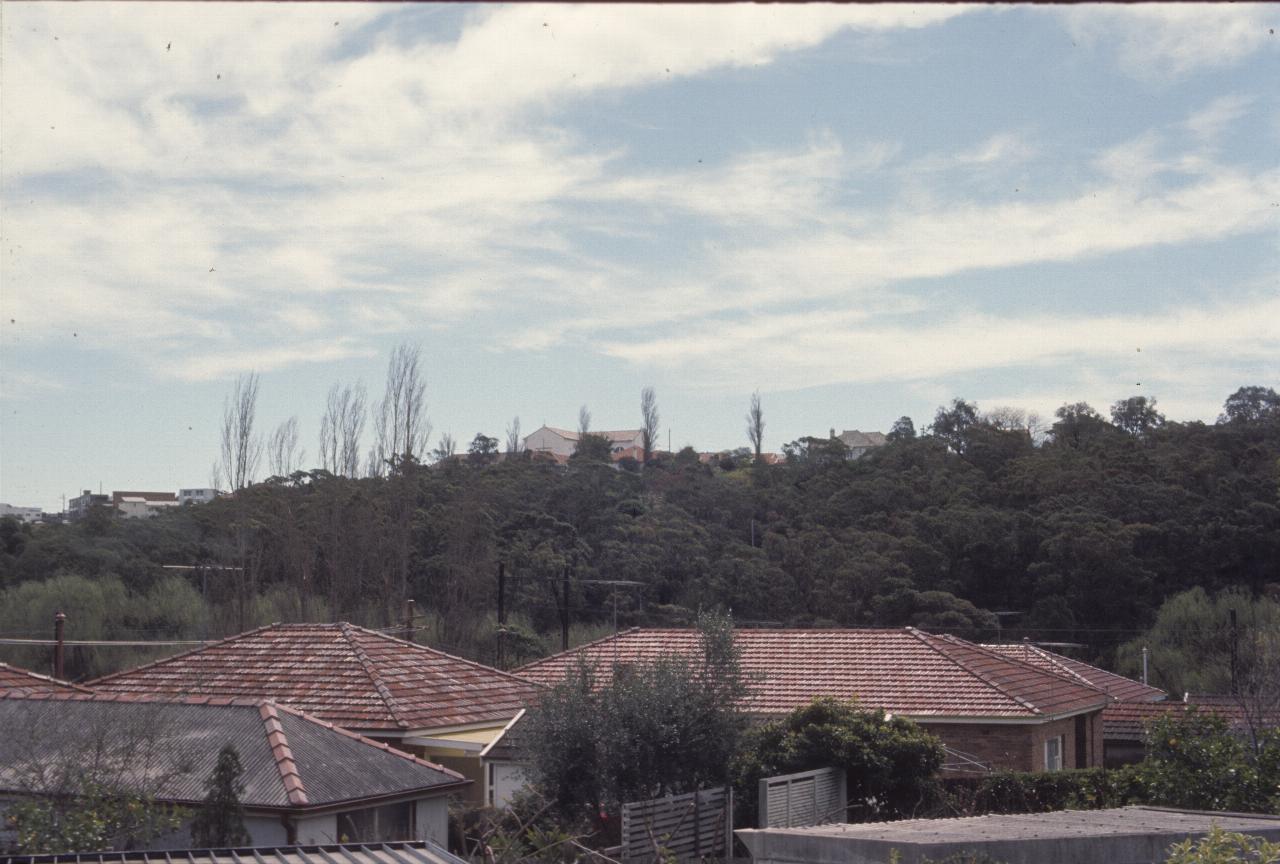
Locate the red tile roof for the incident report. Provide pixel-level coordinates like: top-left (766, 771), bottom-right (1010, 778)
top-left (0, 661), bottom-right (93, 694)
top-left (1103, 696), bottom-right (1279, 742)
top-left (89, 623), bottom-right (539, 732)
top-left (516, 628), bottom-right (1111, 721)
top-left (981, 643), bottom-right (1166, 703)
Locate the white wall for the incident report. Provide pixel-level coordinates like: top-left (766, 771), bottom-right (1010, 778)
top-left (487, 762), bottom-right (528, 809)
top-left (523, 428), bottom-right (575, 457)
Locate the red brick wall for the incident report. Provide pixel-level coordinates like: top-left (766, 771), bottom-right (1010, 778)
top-left (922, 710), bottom-right (1104, 774)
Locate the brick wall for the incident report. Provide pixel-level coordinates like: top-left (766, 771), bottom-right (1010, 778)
top-left (923, 709), bottom-right (1105, 774)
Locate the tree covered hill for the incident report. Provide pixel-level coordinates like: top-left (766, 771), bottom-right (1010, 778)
top-left (1, 387), bottom-right (1277, 681)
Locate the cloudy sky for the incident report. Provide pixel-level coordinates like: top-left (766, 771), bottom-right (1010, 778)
top-left (2, 3), bottom-right (1277, 511)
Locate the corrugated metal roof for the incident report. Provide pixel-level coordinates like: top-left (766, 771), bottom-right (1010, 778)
top-left (0, 694), bottom-right (467, 810)
top-left (517, 628), bottom-right (1111, 720)
top-left (89, 623), bottom-right (538, 732)
top-left (1, 840), bottom-right (466, 864)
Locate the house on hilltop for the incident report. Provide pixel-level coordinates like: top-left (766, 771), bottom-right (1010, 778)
top-left (834, 429), bottom-right (887, 459)
top-left (0, 691), bottom-right (467, 846)
top-left (88, 622), bottom-right (540, 804)
top-left (517, 627), bottom-right (1115, 775)
top-left (522, 425), bottom-right (645, 459)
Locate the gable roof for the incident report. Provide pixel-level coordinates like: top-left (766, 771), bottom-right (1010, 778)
top-left (837, 430), bottom-right (887, 449)
top-left (89, 622), bottom-right (539, 732)
top-left (0, 661), bottom-right (93, 695)
top-left (980, 643), bottom-right (1166, 703)
top-left (527, 426), bottom-right (643, 444)
top-left (0, 691), bottom-right (467, 810)
top-left (516, 628), bottom-right (1111, 721)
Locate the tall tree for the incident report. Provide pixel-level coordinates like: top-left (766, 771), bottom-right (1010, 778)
top-left (371, 343), bottom-right (431, 472)
top-left (267, 416), bottom-right (303, 477)
top-left (190, 743), bottom-right (251, 848)
top-left (218, 372), bottom-right (262, 491)
top-left (1218, 386), bottom-right (1280, 425)
top-left (746, 391), bottom-right (765, 460)
top-left (640, 386), bottom-right (660, 464)
top-left (319, 382), bottom-right (366, 477)
top-left (928, 398), bottom-right (978, 454)
top-left (578, 404), bottom-right (592, 438)
top-left (887, 416), bottom-right (916, 442)
top-left (1111, 395), bottom-right (1165, 437)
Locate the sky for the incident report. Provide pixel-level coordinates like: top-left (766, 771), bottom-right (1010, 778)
top-left (1, 3), bottom-right (1277, 512)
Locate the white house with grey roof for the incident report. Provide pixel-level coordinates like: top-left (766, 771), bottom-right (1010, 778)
top-left (0, 693), bottom-right (469, 850)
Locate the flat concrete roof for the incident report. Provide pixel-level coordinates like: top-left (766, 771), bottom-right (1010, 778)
top-left (736, 806), bottom-right (1280, 864)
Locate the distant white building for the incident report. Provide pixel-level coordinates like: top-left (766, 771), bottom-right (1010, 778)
top-left (833, 429), bottom-right (888, 460)
top-left (111, 490), bottom-right (179, 518)
top-left (0, 504), bottom-right (43, 524)
top-left (522, 425), bottom-right (646, 459)
top-left (178, 487), bottom-right (221, 505)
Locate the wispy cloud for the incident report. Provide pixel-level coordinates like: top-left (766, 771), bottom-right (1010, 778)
top-left (1058, 4), bottom-right (1276, 79)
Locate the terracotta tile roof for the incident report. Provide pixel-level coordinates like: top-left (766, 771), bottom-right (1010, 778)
top-left (0, 661), bottom-right (93, 694)
top-left (980, 643), bottom-right (1166, 703)
top-left (0, 690), bottom-right (467, 808)
top-left (89, 622), bottom-right (539, 732)
top-left (1103, 695), bottom-right (1279, 742)
top-left (517, 628), bottom-right (1111, 721)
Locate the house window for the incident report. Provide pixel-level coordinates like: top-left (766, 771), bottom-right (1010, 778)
top-left (1044, 735), bottom-right (1064, 772)
top-left (335, 800), bottom-right (416, 842)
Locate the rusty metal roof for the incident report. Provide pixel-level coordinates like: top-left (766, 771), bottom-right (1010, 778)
top-left (89, 623), bottom-right (538, 732)
top-left (0, 692), bottom-right (468, 810)
top-left (517, 628), bottom-right (1112, 720)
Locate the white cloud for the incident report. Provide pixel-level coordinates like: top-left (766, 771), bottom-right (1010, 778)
top-left (600, 296), bottom-right (1280, 392)
top-left (164, 338), bottom-right (378, 382)
top-left (1059, 4), bottom-right (1276, 79)
top-left (1184, 94), bottom-right (1256, 142)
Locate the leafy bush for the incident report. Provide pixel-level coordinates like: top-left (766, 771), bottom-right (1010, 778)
top-left (1165, 826), bottom-right (1280, 864)
top-left (733, 697), bottom-right (945, 825)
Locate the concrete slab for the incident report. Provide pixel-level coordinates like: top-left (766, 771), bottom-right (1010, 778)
top-left (735, 806), bottom-right (1280, 864)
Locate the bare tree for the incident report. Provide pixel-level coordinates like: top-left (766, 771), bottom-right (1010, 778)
top-left (218, 372), bottom-right (262, 491)
top-left (505, 416), bottom-right (523, 455)
top-left (267, 416), bottom-right (303, 477)
top-left (578, 404), bottom-right (592, 437)
top-left (371, 343), bottom-right (431, 472)
top-left (746, 391), bottom-right (765, 460)
top-left (432, 432), bottom-right (457, 463)
top-left (319, 382), bottom-right (366, 477)
top-left (640, 386), bottom-right (660, 464)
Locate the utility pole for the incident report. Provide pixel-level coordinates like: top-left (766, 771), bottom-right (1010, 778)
top-left (1142, 646), bottom-right (1149, 686)
top-left (403, 598), bottom-right (416, 643)
top-left (561, 569), bottom-right (571, 651)
top-left (1229, 608), bottom-right (1239, 696)
top-left (496, 562), bottom-right (506, 668)
top-left (53, 611), bottom-right (66, 679)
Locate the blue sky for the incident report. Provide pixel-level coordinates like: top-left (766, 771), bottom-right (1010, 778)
top-left (2, 3), bottom-right (1277, 511)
